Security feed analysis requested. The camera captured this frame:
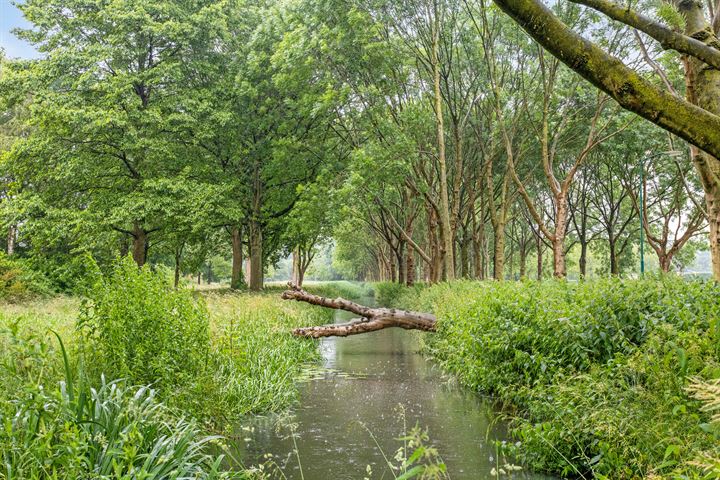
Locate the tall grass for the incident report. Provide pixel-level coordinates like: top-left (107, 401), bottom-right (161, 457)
top-left (202, 291), bottom-right (331, 420)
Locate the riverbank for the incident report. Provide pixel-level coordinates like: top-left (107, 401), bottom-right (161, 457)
top-left (0, 263), bottom-right (368, 478)
top-left (382, 278), bottom-right (720, 479)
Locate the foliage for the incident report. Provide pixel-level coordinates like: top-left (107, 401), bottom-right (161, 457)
top-left (392, 278), bottom-right (720, 478)
top-left (374, 281), bottom-right (426, 307)
top-left (0, 328), bottom-right (233, 480)
top-left (0, 252), bottom-right (52, 301)
top-left (79, 256), bottom-right (210, 398)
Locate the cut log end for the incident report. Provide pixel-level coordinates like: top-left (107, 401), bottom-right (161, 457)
top-left (281, 283), bottom-right (436, 338)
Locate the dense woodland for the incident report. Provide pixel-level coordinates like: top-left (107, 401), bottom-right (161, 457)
top-left (1, 0), bottom-right (718, 292)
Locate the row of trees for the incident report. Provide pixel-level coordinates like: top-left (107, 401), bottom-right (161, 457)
top-left (0, 0), bottom-right (717, 288)
top-left (328, 0), bottom-right (709, 282)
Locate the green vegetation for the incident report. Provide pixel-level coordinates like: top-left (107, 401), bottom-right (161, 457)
top-left (0, 261), bottom-right (337, 479)
top-left (0, 253), bottom-right (52, 301)
top-left (2, 0), bottom-right (720, 476)
top-left (80, 258), bottom-right (211, 398)
top-left (389, 278), bottom-right (720, 478)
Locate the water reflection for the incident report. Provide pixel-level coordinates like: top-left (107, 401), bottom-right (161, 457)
top-left (232, 296), bottom-right (554, 479)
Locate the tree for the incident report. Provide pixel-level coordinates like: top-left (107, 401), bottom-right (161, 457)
top-left (491, 0), bottom-right (720, 280)
top-left (7, 0), bottom-right (226, 267)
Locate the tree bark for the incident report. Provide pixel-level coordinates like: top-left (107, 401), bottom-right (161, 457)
top-left (659, 254), bottom-right (672, 273)
top-left (609, 237), bottom-right (619, 275)
top-left (709, 190), bottom-right (720, 279)
top-left (6, 225), bottom-right (16, 256)
top-left (519, 240), bottom-right (528, 279)
top-left (432, 3), bottom-right (455, 281)
top-left (231, 226), bottom-right (244, 290)
top-left (536, 233), bottom-right (543, 280)
top-left (249, 220), bottom-right (263, 291)
top-left (174, 244), bottom-right (183, 289)
top-left (406, 221), bottom-right (416, 286)
top-left (282, 284), bottom-right (436, 337)
top-left (579, 242), bottom-right (587, 278)
top-left (131, 222), bottom-right (147, 267)
top-left (552, 196), bottom-right (568, 278)
top-left (493, 221), bottom-right (506, 280)
top-left (292, 246), bottom-right (301, 286)
top-left (679, 0), bottom-right (720, 281)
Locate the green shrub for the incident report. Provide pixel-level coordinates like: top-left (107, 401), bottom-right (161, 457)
top-left (79, 256), bottom-right (210, 397)
top-left (0, 253), bottom-right (52, 302)
top-left (308, 281), bottom-right (374, 299)
top-left (396, 277), bottom-right (720, 479)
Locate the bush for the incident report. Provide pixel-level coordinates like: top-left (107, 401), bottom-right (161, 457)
top-left (0, 253), bottom-right (52, 301)
top-left (79, 256), bottom-right (210, 397)
top-left (395, 277), bottom-right (720, 479)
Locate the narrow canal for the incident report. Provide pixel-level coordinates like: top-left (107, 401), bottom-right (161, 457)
top-left (236, 295), bottom-right (554, 479)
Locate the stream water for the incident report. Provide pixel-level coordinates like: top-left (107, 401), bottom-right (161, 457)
top-left (233, 296), bottom-right (555, 479)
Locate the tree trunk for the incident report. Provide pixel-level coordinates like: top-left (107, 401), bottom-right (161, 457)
top-left (432, 7), bottom-right (455, 281)
top-left (460, 234), bottom-right (470, 278)
top-left (6, 225), bottom-right (16, 256)
top-left (659, 253), bottom-right (672, 273)
top-left (680, 0), bottom-right (720, 281)
top-left (244, 258), bottom-right (251, 285)
top-left (397, 244), bottom-right (406, 285)
top-left (174, 247), bottom-right (182, 288)
top-left (406, 221), bottom-right (416, 286)
top-left (298, 260), bottom-right (307, 287)
top-left (249, 220), bottom-right (263, 291)
top-left (282, 284), bottom-right (436, 337)
top-left (292, 246), bottom-right (301, 286)
top-left (609, 237), bottom-right (619, 275)
top-left (536, 234), bottom-right (543, 280)
top-left (519, 242), bottom-right (528, 279)
top-left (131, 223), bottom-right (147, 267)
top-left (709, 189), bottom-right (720, 280)
top-left (579, 241), bottom-right (587, 278)
top-left (231, 226), bottom-right (244, 290)
top-left (552, 197), bottom-right (568, 278)
top-left (493, 222), bottom-right (506, 280)
top-left (427, 207), bottom-right (442, 283)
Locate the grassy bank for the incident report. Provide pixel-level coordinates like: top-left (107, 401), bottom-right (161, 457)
top-left (382, 278), bottom-right (720, 479)
top-left (0, 261), bottom-right (355, 478)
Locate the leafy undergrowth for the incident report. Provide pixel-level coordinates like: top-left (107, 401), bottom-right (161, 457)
top-left (390, 277), bottom-right (720, 479)
top-left (0, 261), bottom-right (346, 479)
top-left (0, 252), bottom-right (53, 302)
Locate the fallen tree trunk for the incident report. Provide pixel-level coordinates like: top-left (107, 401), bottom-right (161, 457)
top-left (281, 283), bottom-right (436, 338)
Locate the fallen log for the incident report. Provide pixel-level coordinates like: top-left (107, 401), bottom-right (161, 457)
top-left (280, 283), bottom-right (437, 338)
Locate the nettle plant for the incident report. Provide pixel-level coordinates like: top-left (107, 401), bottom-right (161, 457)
top-left (78, 256), bottom-right (210, 395)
